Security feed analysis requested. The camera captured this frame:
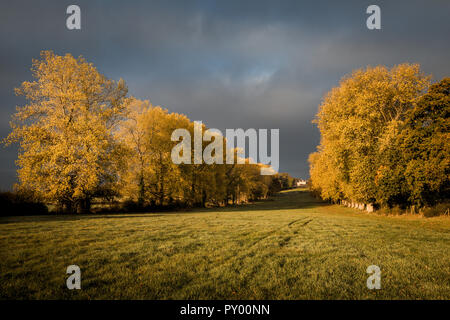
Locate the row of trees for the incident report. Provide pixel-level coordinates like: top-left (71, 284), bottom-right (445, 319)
top-left (3, 51), bottom-right (289, 213)
top-left (309, 64), bottom-right (449, 211)
top-left (118, 98), bottom-right (285, 209)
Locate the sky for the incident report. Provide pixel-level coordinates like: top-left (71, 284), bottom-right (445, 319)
top-left (0, 0), bottom-right (449, 190)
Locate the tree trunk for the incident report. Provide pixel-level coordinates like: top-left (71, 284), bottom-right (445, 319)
top-left (138, 174), bottom-right (145, 207)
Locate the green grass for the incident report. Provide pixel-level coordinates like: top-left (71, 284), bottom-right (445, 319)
top-left (1, 188), bottom-right (449, 299)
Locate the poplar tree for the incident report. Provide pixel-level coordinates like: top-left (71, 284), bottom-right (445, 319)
top-left (4, 51), bottom-right (129, 213)
top-left (310, 64), bottom-right (431, 206)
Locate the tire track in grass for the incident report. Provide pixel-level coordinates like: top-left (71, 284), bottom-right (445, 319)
top-left (181, 216), bottom-right (314, 295)
top-left (250, 216), bottom-right (312, 248)
top-left (213, 216), bottom-right (315, 293)
top-left (312, 217), bottom-right (368, 259)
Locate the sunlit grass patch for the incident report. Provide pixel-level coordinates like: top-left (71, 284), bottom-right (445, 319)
top-left (1, 189), bottom-right (449, 299)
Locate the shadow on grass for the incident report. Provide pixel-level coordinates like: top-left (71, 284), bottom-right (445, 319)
top-left (0, 189), bottom-right (329, 224)
top-left (208, 189), bottom-right (329, 213)
top-left (0, 214), bottom-right (168, 224)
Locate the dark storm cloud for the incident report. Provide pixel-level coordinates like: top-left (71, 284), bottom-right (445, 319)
top-left (1, 0), bottom-right (449, 189)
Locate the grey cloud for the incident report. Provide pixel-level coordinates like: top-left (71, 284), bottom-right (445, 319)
top-left (0, 0), bottom-right (449, 189)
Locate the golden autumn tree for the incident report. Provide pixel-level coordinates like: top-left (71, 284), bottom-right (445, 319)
top-left (310, 64), bottom-right (431, 205)
top-left (3, 51), bottom-right (129, 213)
top-left (117, 100), bottom-right (274, 208)
top-left (117, 98), bottom-right (192, 207)
top-left (390, 78), bottom-right (449, 207)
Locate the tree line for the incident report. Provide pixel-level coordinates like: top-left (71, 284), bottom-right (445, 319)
top-left (309, 64), bottom-right (449, 213)
top-left (3, 51), bottom-right (294, 214)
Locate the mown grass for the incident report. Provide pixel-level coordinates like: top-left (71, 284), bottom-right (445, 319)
top-left (0, 188), bottom-right (449, 299)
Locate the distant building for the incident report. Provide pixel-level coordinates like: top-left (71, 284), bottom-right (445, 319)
top-left (295, 179), bottom-right (307, 187)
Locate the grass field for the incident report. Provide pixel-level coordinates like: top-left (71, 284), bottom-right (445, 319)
top-left (0, 188), bottom-right (449, 299)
